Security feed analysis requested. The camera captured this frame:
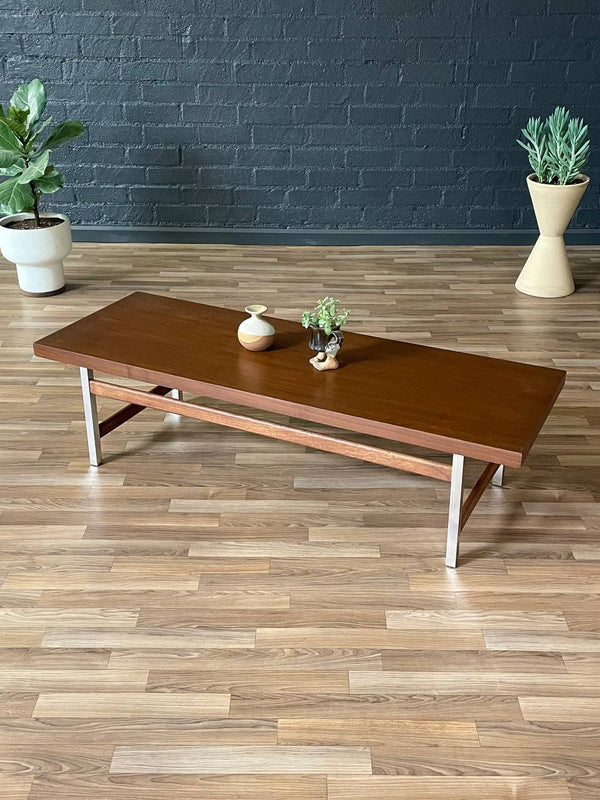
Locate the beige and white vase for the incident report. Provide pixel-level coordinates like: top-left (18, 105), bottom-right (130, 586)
top-left (237, 304), bottom-right (275, 351)
top-left (515, 173), bottom-right (589, 298)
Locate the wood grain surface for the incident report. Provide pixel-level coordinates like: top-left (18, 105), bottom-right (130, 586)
top-left (1, 241), bottom-right (599, 799)
top-left (33, 290), bottom-right (565, 467)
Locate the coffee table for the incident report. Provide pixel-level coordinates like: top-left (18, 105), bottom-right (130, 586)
top-left (33, 291), bottom-right (565, 567)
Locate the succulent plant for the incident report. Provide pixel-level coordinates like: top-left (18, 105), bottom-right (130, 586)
top-left (517, 107), bottom-right (589, 185)
top-left (302, 296), bottom-right (350, 336)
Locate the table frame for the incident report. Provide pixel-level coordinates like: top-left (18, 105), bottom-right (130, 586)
top-left (80, 368), bottom-right (505, 568)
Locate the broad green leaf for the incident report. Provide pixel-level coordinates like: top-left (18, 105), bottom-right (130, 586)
top-left (33, 115), bottom-right (53, 135)
top-left (0, 123), bottom-right (23, 168)
top-left (0, 158), bottom-right (25, 177)
top-left (39, 120), bottom-right (85, 154)
top-left (0, 114), bottom-right (27, 142)
top-left (9, 106), bottom-right (29, 124)
top-left (17, 151), bottom-right (49, 184)
top-left (11, 79), bottom-right (46, 127)
top-left (33, 167), bottom-right (63, 195)
top-left (0, 177), bottom-right (34, 214)
top-left (27, 115), bottom-right (53, 147)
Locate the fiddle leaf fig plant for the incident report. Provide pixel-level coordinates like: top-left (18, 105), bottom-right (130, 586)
top-left (517, 106), bottom-right (590, 185)
top-left (302, 296), bottom-right (350, 336)
top-left (0, 79), bottom-right (85, 225)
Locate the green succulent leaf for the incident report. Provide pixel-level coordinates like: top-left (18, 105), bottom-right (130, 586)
top-left (11, 79), bottom-right (46, 127)
top-left (0, 176), bottom-right (34, 214)
top-left (38, 120), bottom-right (85, 154)
top-left (33, 166), bottom-right (64, 194)
top-left (0, 123), bottom-right (23, 168)
top-left (518, 106), bottom-right (590, 185)
top-left (301, 296), bottom-right (350, 334)
top-left (16, 150), bottom-right (50, 184)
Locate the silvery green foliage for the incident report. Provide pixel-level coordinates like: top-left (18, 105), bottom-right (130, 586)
top-left (302, 296), bottom-right (350, 336)
top-left (517, 116), bottom-right (550, 183)
top-left (0, 79), bottom-right (85, 220)
top-left (546, 107), bottom-right (590, 185)
top-left (517, 107), bottom-right (590, 185)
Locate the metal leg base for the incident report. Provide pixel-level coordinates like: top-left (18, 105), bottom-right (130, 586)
top-left (445, 454), bottom-right (465, 569)
top-left (445, 458), bottom-right (506, 568)
top-left (492, 464), bottom-right (504, 487)
top-left (80, 367), bottom-right (102, 466)
top-left (78, 372), bottom-right (507, 570)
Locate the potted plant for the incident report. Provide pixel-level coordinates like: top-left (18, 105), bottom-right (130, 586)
top-left (302, 296), bottom-right (349, 371)
top-left (0, 79), bottom-right (85, 296)
top-left (515, 106), bottom-right (590, 298)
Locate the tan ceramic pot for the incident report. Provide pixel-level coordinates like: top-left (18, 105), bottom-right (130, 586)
top-left (515, 174), bottom-right (589, 298)
top-left (237, 304), bottom-right (275, 351)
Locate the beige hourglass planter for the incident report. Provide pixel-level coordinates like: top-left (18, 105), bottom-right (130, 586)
top-left (516, 174), bottom-right (589, 298)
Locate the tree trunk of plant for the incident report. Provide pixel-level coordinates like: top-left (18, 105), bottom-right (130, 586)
top-left (30, 183), bottom-right (41, 228)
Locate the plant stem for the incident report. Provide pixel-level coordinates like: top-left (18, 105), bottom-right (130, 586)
top-left (29, 183), bottom-right (41, 227)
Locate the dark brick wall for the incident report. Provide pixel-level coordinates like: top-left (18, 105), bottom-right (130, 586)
top-left (1, 0), bottom-right (599, 230)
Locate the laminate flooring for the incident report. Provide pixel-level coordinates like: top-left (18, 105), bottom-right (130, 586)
top-left (1, 241), bottom-right (599, 799)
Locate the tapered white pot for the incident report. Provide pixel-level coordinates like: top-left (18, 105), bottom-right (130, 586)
top-left (0, 212), bottom-right (71, 296)
top-left (515, 174), bottom-right (589, 298)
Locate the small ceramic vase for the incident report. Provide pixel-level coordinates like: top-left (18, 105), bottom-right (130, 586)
top-left (237, 304), bottom-right (275, 351)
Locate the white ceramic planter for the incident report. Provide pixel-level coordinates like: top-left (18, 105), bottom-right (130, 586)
top-left (0, 212), bottom-right (71, 296)
top-left (515, 174), bottom-right (589, 299)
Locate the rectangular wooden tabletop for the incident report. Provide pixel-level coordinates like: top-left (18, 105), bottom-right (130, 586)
top-left (33, 291), bottom-right (565, 467)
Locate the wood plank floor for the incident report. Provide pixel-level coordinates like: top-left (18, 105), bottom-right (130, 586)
top-left (1, 241), bottom-right (599, 799)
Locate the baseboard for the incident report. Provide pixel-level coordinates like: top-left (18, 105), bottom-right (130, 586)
top-left (71, 226), bottom-right (600, 246)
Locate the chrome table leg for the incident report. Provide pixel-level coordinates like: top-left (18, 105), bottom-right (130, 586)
top-left (445, 453), bottom-right (465, 569)
top-left (80, 367), bottom-right (102, 466)
top-left (492, 464), bottom-right (504, 487)
top-left (172, 389), bottom-right (183, 400)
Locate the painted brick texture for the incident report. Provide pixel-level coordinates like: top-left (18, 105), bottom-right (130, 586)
top-left (1, 0), bottom-right (598, 229)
